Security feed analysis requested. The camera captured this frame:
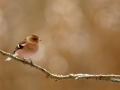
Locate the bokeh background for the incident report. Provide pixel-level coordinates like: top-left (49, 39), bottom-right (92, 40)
top-left (0, 0), bottom-right (120, 90)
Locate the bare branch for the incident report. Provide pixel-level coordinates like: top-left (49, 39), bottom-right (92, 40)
top-left (0, 50), bottom-right (120, 83)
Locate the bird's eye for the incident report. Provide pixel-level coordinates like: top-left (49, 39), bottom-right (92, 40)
top-left (33, 38), bottom-right (38, 40)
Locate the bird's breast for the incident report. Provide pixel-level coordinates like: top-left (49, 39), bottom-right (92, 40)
top-left (16, 43), bottom-right (39, 58)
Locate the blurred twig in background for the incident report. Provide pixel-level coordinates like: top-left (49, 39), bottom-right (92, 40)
top-left (0, 50), bottom-right (120, 83)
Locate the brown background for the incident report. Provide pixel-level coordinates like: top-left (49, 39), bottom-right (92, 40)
top-left (0, 0), bottom-right (120, 90)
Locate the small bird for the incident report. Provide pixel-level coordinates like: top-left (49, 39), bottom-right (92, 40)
top-left (5, 34), bottom-right (41, 61)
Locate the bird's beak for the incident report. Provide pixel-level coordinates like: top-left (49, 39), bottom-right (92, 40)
top-left (39, 38), bottom-right (42, 41)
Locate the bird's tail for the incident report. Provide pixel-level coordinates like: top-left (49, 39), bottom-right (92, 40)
top-left (5, 54), bottom-right (18, 61)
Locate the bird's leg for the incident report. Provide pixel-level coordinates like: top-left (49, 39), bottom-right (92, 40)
top-left (22, 58), bottom-right (27, 64)
top-left (29, 58), bottom-right (34, 67)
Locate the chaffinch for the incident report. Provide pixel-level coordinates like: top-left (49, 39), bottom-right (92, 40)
top-left (6, 34), bottom-right (41, 61)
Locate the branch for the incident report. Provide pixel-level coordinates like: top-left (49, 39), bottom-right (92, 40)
top-left (0, 50), bottom-right (120, 83)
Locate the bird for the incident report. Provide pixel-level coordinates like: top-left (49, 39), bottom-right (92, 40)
top-left (5, 34), bottom-right (41, 61)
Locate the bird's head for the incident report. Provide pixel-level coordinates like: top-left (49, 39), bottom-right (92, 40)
top-left (26, 34), bottom-right (41, 44)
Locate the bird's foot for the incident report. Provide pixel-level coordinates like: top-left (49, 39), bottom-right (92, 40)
top-left (22, 58), bottom-right (27, 64)
top-left (29, 58), bottom-right (34, 67)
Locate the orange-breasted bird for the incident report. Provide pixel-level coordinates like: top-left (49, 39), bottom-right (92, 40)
top-left (6, 34), bottom-right (41, 61)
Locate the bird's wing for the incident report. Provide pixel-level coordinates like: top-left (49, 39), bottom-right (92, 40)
top-left (13, 40), bottom-right (27, 54)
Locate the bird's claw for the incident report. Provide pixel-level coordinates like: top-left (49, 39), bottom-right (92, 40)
top-left (22, 58), bottom-right (27, 64)
top-left (29, 58), bottom-right (34, 67)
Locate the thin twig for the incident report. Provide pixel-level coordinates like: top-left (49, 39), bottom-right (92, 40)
top-left (0, 50), bottom-right (120, 83)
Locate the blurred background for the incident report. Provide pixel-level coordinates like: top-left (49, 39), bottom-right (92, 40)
top-left (0, 0), bottom-right (120, 90)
